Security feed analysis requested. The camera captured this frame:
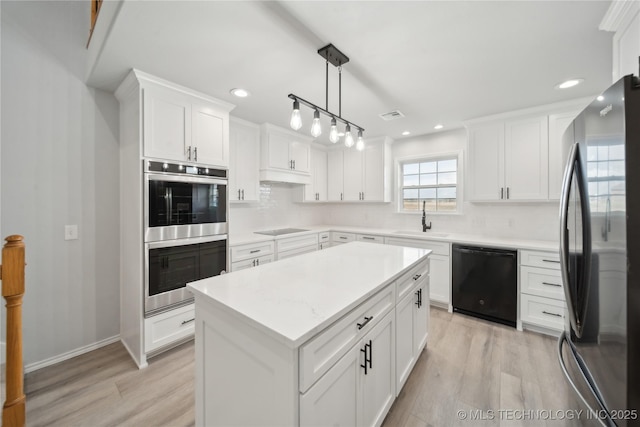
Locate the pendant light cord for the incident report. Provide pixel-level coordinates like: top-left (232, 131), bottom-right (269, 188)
top-left (338, 65), bottom-right (342, 118)
top-left (325, 60), bottom-right (329, 111)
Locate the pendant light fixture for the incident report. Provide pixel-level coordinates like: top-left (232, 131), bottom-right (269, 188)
top-left (288, 43), bottom-right (364, 150)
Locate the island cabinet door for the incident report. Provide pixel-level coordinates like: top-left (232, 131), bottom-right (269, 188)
top-left (395, 289), bottom-right (416, 393)
top-left (300, 344), bottom-right (359, 427)
top-left (413, 279), bottom-right (430, 354)
top-left (361, 310), bottom-right (395, 427)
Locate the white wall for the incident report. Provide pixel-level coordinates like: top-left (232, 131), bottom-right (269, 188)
top-left (1, 1), bottom-right (120, 368)
top-left (326, 129), bottom-right (560, 241)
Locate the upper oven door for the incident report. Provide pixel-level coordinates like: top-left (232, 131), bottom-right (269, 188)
top-left (145, 173), bottom-right (227, 242)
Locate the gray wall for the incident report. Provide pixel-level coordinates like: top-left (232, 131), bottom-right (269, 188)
top-left (1, 1), bottom-right (120, 367)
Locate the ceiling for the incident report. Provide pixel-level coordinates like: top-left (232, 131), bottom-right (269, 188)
top-left (86, 1), bottom-right (614, 144)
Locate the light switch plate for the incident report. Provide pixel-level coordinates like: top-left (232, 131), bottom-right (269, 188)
top-left (65, 225), bottom-right (78, 240)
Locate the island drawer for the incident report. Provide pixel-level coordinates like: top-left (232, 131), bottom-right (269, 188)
top-left (299, 284), bottom-right (395, 393)
top-left (356, 234), bottom-right (384, 244)
top-left (318, 232), bottom-right (330, 243)
top-left (144, 304), bottom-right (195, 353)
top-left (231, 254), bottom-right (274, 271)
top-left (331, 232), bottom-right (355, 244)
top-left (231, 241), bottom-right (275, 262)
top-left (520, 294), bottom-right (566, 331)
top-left (396, 259), bottom-right (430, 300)
top-left (521, 266), bottom-right (564, 300)
top-left (520, 250), bottom-right (561, 270)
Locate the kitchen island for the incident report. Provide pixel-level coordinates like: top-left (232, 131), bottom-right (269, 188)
top-left (187, 241), bottom-right (431, 427)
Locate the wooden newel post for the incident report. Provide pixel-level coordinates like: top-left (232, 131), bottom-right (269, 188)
top-left (2, 235), bottom-right (26, 427)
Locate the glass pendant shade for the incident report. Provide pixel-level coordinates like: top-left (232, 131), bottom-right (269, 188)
top-left (344, 124), bottom-right (354, 148)
top-left (310, 109), bottom-right (322, 138)
top-left (329, 118), bottom-right (339, 143)
top-left (290, 100), bottom-right (302, 130)
top-left (356, 130), bottom-right (365, 151)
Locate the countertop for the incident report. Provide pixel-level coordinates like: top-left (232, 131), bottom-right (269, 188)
top-left (229, 224), bottom-right (559, 252)
top-left (187, 242), bottom-right (431, 348)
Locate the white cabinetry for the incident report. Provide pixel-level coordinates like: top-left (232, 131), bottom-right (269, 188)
top-left (143, 77), bottom-right (233, 168)
top-left (356, 234), bottom-right (385, 244)
top-left (260, 123), bottom-right (312, 184)
top-left (548, 110), bottom-right (579, 200)
top-left (601, 1), bottom-right (640, 83)
top-left (230, 240), bottom-right (275, 272)
top-left (326, 137), bottom-right (392, 202)
top-left (144, 303), bottom-right (195, 354)
top-left (394, 262), bottom-right (430, 393)
top-left (519, 250), bottom-right (566, 334)
top-left (276, 234), bottom-right (318, 260)
top-left (318, 232), bottom-right (331, 250)
top-left (467, 116), bottom-right (549, 201)
top-left (332, 231), bottom-right (356, 245)
top-left (385, 237), bottom-right (451, 310)
top-left (229, 118), bottom-right (260, 202)
top-left (302, 147), bottom-right (328, 202)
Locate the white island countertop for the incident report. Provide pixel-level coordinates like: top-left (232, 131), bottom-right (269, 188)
top-left (188, 242), bottom-right (431, 348)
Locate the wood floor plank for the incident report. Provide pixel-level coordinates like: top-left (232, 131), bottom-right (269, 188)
top-left (20, 306), bottom-right (588, 427)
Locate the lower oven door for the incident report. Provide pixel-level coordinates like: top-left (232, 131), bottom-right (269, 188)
top-left (145, 235), bottom-right (227, 316)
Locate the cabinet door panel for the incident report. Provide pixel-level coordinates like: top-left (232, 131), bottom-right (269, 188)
top-left (267, 133), bottom-right (292, 170)
top-left (548, 111), bottom-right (578, 200)
top-left (414, 279), bottom-right (429, 353)
top-left (363, 144), bottom-right (384, 202)
top-left (315, 149), bottom-right (328, 201)
top-left (361, 311), bottom-right (395, 427)
top-left (290, 140), bottom-right (310, 173)
top-left (504, 116), bottom-right (549, 200)
top-left (328, 150), bottom-right (344, 201)
top-left (230, 121), bottom-right (259, 202)
top-left (395, 291), bottom-right (415, 393)
top-left (300, 345), bottom-right (359, 427)
top-left (428, 254), bottom-right (450, 306)
top-left (192, 104), bottom-right (226, 167)
top-left (467, 123), bottom-right (503, 201)
top-left (343, 149), bottom-right (363, 201)
top-left (143, 86), bottom-right (190, 161)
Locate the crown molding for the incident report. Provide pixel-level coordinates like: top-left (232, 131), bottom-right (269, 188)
top-left (600, 1), bottom-right (640, 32)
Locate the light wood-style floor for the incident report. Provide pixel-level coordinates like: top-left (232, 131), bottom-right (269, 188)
top-left (18, 308), bottom-right (583, 426)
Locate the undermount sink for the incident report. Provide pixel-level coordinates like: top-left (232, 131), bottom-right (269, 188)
top-left (392, 230), bottom-right (449, 238)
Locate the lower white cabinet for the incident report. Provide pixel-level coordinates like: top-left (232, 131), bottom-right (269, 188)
top-left (229, 240), bottom-right (275, 272)
top-left (385, 237), bottom-right (451, 309)
top-left (332, 231), bottom-right (356, 245)
top-left (144, 303), bottom-right (195, 353)
top-left (231, 254), bottom-right (274, 271)
top-left (519, 249), bottom-right (566, 334)
top-left (300, 310), bottom-right (396, 427)
top-left (357, 234), bottom-right (385, 244)
top-left (275, 234), bottom-right (318, 260)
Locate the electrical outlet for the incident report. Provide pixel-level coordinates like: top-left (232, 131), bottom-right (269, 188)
top-left (65, 225), bottom-right (78, 241)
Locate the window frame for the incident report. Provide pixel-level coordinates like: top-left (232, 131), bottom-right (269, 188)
top-left (396, 151), bottom-right (463, 215)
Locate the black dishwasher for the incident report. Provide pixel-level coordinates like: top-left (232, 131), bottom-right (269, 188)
top-left (452, 244), bottom-right (517, 327)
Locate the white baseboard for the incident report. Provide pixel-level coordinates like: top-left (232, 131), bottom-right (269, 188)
top-left (24, 335), bottom-right (120, 374)
top-left (1, 340), bottom-right (5, 365)
top-left (120, 338), bottom-right (148, 370)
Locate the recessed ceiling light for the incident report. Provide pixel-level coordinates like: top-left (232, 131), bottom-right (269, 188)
top-left (555, 79), bottom-right (584, 90)
top-left (434, 124), bottom-right (444, 130)
top-left (230, 88), bottom-right (250, 98)
top-left (597, 95), bottom-right (604, 101)
top-left (402, 131), bottom-right (411, 136)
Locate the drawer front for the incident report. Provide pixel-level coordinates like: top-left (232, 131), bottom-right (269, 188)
top-left (318, 232), bottom-right (330, 242)
top-left (520, 250), bottom-right (561, 270)
top-left (276, 234), bottom-right (319, 253)
top-left (396, 259), bottom-right (430, 300)
top-left (299, 284), bottom-right (395, 393)
top-left (331, 232), bottom-right (355, 243)
top-left (521, 266), bottom-right (564, 300)
top-left (230, 241), bottom-right (275, 262)
top-left (144, 304), bottom-right (195, 353)
top-left (356, 234), bottom-right (384, 244)
top-left (520, 294), bottom-right (566, 331)
top-left (231, 254), bottom-right (274, 272)
top-left (385, 237), bottom-right (450, 256)
top-left (277, 244), bottom-right (317, 260)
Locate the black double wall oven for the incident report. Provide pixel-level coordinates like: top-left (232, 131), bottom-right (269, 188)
top-left (144, 161), bottom-right (228, 317)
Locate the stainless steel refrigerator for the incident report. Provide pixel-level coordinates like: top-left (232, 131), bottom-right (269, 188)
top-left (558, 74), bottom-right (640, 427)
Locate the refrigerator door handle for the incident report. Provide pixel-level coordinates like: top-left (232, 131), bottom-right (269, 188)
top-left (559, 142), bottom-right (581, 336)
top-left (557, 332), bottom-right (614, 427)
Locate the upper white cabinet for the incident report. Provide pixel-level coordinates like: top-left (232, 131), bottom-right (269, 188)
top-left (229, 117), bottom-right (260, 202)
top-left (142, 75), bottom-right (234, 168)
top-left (467, 116), bottom-right (549, 201)
top-left (548, 110), bottom-right (580, 200)
top-left (302, 147), bottom-right (328, 202)
top-left (327, 137), bottom-right (393, 203)
top-left (260, 123), bottom-right (312, 184)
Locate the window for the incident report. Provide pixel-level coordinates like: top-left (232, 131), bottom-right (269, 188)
top-left (400, 156), bottom-right (458, 212)
top-left (587, 141), bottom-right (625, 213)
